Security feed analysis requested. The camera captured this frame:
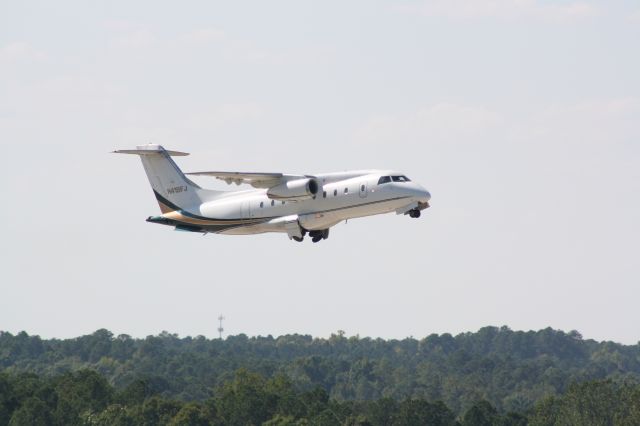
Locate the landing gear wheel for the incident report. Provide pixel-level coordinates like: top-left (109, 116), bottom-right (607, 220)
top-left (409, 209), bottom-right (421, 218)
top-left (309, 229), bottom-right (329, 243)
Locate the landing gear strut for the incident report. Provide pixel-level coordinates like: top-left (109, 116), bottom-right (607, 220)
top-left (292, 229), bottom-right (307, 242)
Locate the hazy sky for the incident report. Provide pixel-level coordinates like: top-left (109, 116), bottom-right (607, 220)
top-left (1, 0), bottom-right (639, 343)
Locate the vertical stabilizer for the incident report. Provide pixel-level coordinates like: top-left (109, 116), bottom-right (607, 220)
top-left (114, 144), bottom-right (215, 213)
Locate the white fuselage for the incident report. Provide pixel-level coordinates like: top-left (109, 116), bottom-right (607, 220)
top-left (172, 170), bottom-right (431, 237)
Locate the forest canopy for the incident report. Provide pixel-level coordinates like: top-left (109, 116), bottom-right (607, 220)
top-left (1, 326), bottom-right (640, 424)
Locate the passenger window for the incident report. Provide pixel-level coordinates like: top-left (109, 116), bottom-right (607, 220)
top-left (281, 201), bottom-right (285, 205)
top-left (260, 201), bottom-right (264, 208)
top-left (271, 200), bottom-right (275, 206)
top-left (333, 189), bottom-right (337, 196)
top-left (344, 188), bottom-right (348, 194)
top-left (378, 176), bottom-right (391, 185)
top-left (323, 191), bottom-right (327, 198)
top-left (361, 184), bottom-right (365, 192)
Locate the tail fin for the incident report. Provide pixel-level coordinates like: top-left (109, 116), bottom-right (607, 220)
top-left (114, 144), bottom-right (214, 213)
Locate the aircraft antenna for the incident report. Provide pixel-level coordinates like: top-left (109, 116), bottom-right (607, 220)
top-left (217, 315), bottom-right (225, 339)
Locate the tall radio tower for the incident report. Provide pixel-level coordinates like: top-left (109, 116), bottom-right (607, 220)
top-left (217, 315), bottom-right (225, 339)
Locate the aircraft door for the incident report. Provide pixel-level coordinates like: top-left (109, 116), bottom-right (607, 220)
top-left (359, 182), bottom-right (368, 198)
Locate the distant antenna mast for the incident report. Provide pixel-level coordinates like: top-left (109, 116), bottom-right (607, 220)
top-left (217, 315), bottom-right (225, 339)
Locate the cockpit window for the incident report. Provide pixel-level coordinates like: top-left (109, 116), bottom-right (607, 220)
top-left (378, 176), bottom-right (392, 185)
top-left (392, 175), bottom-right (411, 182)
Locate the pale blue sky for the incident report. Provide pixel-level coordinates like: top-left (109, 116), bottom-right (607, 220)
top-left (1, 1), bottom-right (639, 343)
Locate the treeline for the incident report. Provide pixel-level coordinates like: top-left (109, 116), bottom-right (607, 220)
top-left (1, 326), bottom-right (640, 416)
top-left (2, 369), bottom-right (640, 425)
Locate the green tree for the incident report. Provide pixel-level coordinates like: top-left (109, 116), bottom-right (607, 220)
top-left (559, 381), bottom-right (618, 425)
top-left (395, 399), bottom-right (456, 426)
top-left (461, 400), bottom-right (498, 426)
top-left (0, 373), bottom-right (16, 425)
top-left (83, 404), bottom-right (136, 426)
top-left (133, 396), bottom-right (184, 426)
top-left (167, 402), bottom-right (210, 426)
top-left (529, 396), bottom-right (561, 426)
top-left (529, 380), bottom-right (640, 426)
top-left (8, 397), bottom-right (53, 426)
top-left (116, 379), bottom-right (154, 405)
top-left (366, 397), bottom-right (398, 425)
top-left (500, 412), bottom-right (528, 426)
top-left (263, 414), bottom-right (305, 426)
top-left (53, 370), bottom-right (114, 426)
top-left (214, 369), bottom-right (278, 425)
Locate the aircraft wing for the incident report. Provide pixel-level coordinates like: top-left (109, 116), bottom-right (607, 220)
top-left (186, 171), bottom-right (313, 188)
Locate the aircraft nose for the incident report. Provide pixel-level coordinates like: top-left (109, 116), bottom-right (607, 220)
top-left (413, 186), bottom-right (430, 203)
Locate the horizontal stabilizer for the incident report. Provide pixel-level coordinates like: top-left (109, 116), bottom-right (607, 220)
top-left (113, 148), bottom-right (189, 156)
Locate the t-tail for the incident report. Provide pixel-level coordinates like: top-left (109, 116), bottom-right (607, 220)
top-left (113, 144), bottom-right (217, 213)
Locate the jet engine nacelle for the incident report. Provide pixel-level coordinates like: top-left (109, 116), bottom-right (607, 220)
top-left (267, 178), bottom-right (320, 200)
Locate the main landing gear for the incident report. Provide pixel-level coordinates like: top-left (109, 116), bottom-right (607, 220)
top-left (292, 228), bottom-right (329, 243)
top-left (310, 229), bottom-right (329, 243)
top-left (408, 209), bottom-right (421, 218)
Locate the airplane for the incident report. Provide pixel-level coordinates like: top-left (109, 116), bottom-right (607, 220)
top-left (114, 144), bottom-right (431, 242)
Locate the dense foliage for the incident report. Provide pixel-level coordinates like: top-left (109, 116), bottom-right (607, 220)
top-left (1, 369), bottom-right (639, 425)
top-left (1, 326), bottom-right (640, 420)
